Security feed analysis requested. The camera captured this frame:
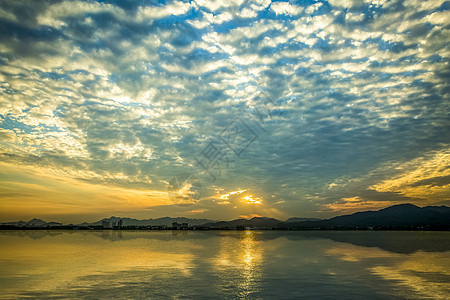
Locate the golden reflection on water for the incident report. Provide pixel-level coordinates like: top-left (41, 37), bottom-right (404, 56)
top-left (326, 243), bottom-right (450, 299)
top-left (0, 230), bottom-right (196, 297)
top-left (370, 251), bottom-right (450, 300)
top-left (213, 231), bottom-right (263, 297)
top-left (1, 230), bottom-right (449, 299)
top-left (239, 231), bottom-right (263, 296)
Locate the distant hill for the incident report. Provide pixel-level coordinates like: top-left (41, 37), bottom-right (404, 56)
top-left (278, 204), bottom-right (450, 229)
top-left (1, 218), bottom-right (62, 228)
top-left (285, 217), bottom-right (322, 222)
top-left (202, 217), bottom-right (281, 228)
top-left (80, 216), bottom-right (215, 227)
top-left (197, 204), bottom-right (450, 229)
top-left (0, 217), bottom-right (214, 228)
top-left (1, 204), bottom-right (449, 230)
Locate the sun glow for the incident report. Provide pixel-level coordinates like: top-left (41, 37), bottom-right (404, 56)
top-left (219, 189), bottom-right (246, 200)
top-left (243, 195), bottom-right (262, 205)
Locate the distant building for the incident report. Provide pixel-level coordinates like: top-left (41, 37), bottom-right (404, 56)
top-left (172, 222), bottom-right (188, 229)
top-left (117, 219), bottom-right (123, 228)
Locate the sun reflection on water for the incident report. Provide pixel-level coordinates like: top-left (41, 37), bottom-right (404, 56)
top-left (213, 231), bottom-right (263, 298)
top-left (238, 231), bottom-right (263, 297)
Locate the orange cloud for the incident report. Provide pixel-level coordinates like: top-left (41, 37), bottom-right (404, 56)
top-left (324, 196), bottom-right (399, 213)
top-left (189, 209), bottom-right (206, 214)
top-left (0, 162), bottom-right (170, 223)
top-left (239, 214), bottom-right (262, 219)
top-left (370, 149), bottom-right (450, 201)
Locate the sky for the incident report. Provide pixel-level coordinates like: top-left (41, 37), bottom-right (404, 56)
top-left (0, 0), bottom-right (449, 223)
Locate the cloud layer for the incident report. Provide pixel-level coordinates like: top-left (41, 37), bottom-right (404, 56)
top-left (0, 0), bottom-right (449, 221)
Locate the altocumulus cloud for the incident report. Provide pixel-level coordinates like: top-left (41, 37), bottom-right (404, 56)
top-left (0, 0), bottom-right (449, 221)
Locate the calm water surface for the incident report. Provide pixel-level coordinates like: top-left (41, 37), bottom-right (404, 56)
top-left (0, 230), bottom-right (449, 299)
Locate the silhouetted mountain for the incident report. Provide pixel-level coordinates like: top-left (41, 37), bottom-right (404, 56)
top-left (0, 218), bottom-right (62, 227)
top-left (2, 204), bottom-right (449, 230)
top-left (27, 218), bottom-right (47, 225)
top-left (285, 217), bottom-right (322, 222)
top-left (196, 204), bottom-right (450, 229)
top-left (82, 216), bottom-right (215, 227)
top-left (203, 217), bottom-right (282, 228)
top-left (278, 204), bottom-right (450, 229)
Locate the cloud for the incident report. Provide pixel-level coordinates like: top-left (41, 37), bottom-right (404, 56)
top-left (0, 0), bottom-right (449, 221)
top-left (369, 148), bottom-right (450, 200)
top-left (270, 2), bottom-right (303, 16)
top-left (189, 209), bottom-right (206, 214)
top-left (239, 213), bottom-right (262, 219)
top-left (193, 0), bottom-right (246, 12)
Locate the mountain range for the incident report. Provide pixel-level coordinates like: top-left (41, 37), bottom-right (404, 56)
top-left (1, 204), bottom-right (449, 229)
top-left (277, 204), bottom-right (450, 229)
top-left (79, 217), bottom-right (215, 227)
top-left (0, 218), bottom-right (63, 227)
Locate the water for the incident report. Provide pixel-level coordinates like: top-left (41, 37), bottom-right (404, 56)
top-left (0, 230), bottom-right (449, 299)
